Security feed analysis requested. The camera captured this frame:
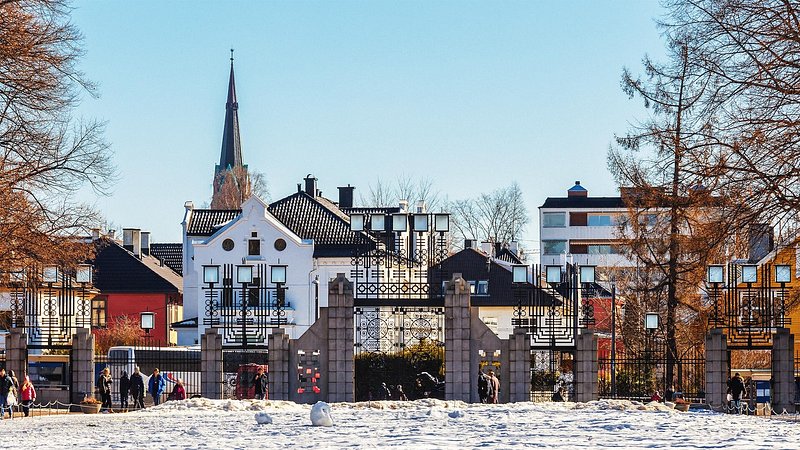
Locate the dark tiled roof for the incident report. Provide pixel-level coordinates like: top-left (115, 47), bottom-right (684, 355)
top-left (186, 209), bottom-right (240, 236)
top-left (269, 192), bottom-right (374, 257)
top-left (93, 239), bottom-right (182, 294)
top-left (430, 248), bottom-right (558, 307)
top-left (341, 207), bottom-right (402, 215)
top-left (495, 248), bottom-right (523, 264)
top-left (539, 197), bottom-right (625, 209)
top-left (150, 243), bottom-right (183, 275)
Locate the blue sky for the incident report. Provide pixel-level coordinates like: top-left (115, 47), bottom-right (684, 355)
top-left (71, 1), bottom-right (666, 248)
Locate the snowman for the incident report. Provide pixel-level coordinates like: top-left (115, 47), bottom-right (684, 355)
top-left (310, 401), bottom-right (333, 427)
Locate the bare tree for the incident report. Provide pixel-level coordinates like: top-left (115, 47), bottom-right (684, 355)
top-left (210, 166), bottom-right (269, 209)
top-left (0, 0), bottom-right (116, 275)
top-left (448, 182), bottom-right (529, 249)
top-left (359, 174), bottom-right (442, 211)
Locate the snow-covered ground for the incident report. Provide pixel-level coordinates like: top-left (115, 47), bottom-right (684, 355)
top-left (8, 398), bottom-right (800, 449)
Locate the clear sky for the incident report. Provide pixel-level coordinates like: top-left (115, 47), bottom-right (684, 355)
top-left (70, 0), bottom-right (666, 248)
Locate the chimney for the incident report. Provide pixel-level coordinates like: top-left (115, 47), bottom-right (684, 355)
top-left (464, 239), bottom-right (478, 249)
top-left (141, 231), bottom-right (151, 256)
top-left (748, 224), bottom-right (774, 262)
top-left (480, 241), bottom-right (494, 256)
top-left (91, 228), bottom-right (100, 240)
top-left (416, 200), bottom-right (426, 213)
top-left (337, 185), bottom-right (355, 209)
top-left (122, 228), bottom-right (142, 258)
top-left (509, 241), bottom-right (519, 256)
top-left (108, 229), bottom-right (116, 240)
top-left (304, 174), bottom-right (318, 197)
top-left (568, 180), bottom-right (588, 198)
top-left (399, 199), bottom-right (409, 212)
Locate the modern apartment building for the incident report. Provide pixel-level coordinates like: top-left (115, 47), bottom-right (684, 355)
top-left (539, 181), bottom-right (633, 270)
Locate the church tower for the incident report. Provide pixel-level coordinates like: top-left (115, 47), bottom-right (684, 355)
top-left (211, 50), bottom-right (249, 209)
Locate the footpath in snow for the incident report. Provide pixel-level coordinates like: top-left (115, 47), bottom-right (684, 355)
top-left (10, 398), bottom-right (800, 449)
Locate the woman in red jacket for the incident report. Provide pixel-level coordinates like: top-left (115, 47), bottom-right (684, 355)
top-left (20, 374), bottom-right (36, 417)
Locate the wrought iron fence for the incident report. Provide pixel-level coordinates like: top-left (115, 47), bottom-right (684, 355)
top-left (354, 306), bottom-right (445, 401)
top-left (530, 349), bottom-right (574, 402)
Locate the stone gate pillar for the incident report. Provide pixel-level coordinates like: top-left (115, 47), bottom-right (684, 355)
top-left (268, 328), bottom-right (290, 401)
top-left (705, 329), bottom-right (728, 410)
top-left (326, 274), bottom-right (354, 402)
top-left (5, 329), bottom-right (27, 386)
top-left (574, 329), bottom-right (598, 402)
top-left (445, 274), bottom-right (471, 402)
top-left (71, 328), bottom-right (95, 405)
top-left (508, 328), bottom-right (530, 402)
top-left (201, 328), bottom-right (223, 399)
top-left (772, 328), bottom-right (796, 413)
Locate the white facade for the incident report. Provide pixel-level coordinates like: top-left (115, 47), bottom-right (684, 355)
top-left (182, 197), bottom-right (315, 344)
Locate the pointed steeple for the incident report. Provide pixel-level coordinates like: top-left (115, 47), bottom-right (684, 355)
top-left (218, 49), bottom-right (242, 171)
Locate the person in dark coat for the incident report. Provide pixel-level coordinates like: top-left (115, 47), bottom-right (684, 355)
top-left (478, 370), bottom-right (490, 403)
top-left (728, 373), bottom-right (746, 414)
top-left (254, 366), bottom-right (268, 400)
top-left (0, 368), bottom-right (14, 419)
top-left (148, 368), bottom-right (166, 406)
top-left (129, 366), bottom-right (145, 409)
top-left (551, 387), bottom-right (566, 402)
top-left (97, 367), bottom-right (113, 412)
top-left (119, 371), bottom-right (130, 410)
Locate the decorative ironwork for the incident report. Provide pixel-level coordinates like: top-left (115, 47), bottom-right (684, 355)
top-left (221, 349), bottom-right (269, 399)
top-left (512, 264), bottom-right (602, 349)
top-left (201, 264), bottom-right (287, 348)
top-left (6, 268), bottom-right (94, 349)
top-left (354, 306), bottom-right (445, 401)
top-left (530, 349), bottom-right (574, 402)
top-left (350, 220), bottom-right (449, 304)
top-left (707, 263), bottom-right (791, 349)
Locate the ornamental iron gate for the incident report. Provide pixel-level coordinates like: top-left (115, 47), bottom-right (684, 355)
top-left (222, 349), bottom-right (269, 399)
top-left (201, 264), bottom-right (287, 348)
top-left (707, 263), bottom-right (791, 349)
top-left (530, 350), bottom-right (574, 402)
top-left (599, 343), bottom-right (705, 403)
top-left (354, 306), bottom-right (445, 401)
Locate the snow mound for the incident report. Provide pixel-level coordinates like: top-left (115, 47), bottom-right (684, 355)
top-left (333, 398), bottom-right (469, 410)
top-left (136, 397), bottom-right (302, 413)
top-left (573, 399), bottom-right (676, 412)
top-left (255, 412), bottom-right (273, 424)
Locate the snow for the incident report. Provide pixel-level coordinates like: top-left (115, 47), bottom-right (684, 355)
top-left (9, 398), bottom-right (800, 449)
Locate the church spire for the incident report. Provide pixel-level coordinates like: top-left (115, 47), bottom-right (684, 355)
top-left (218, 48), bottom-right (242, 171)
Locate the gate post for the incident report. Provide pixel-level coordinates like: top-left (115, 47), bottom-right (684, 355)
top-left (268, 328), bottom-right (290, 400)
top-left (445, 274), bottom-right (471, 402)
top-left (71, 328), bottom-right (95, 405)
top-left (574, 329), bottom-right (598, 402)
top-left (201, 328), bottom-right (223, 399)
top-left (508, 328), bottom-right (530, 402)
top-left (704, 329), bottom-right (728, 410)
top-left (5, 329), bottom-right (27, 387)
top-left (327, 273), bottom-right (354, 402)
top-left (772, 328), bottom-right (796, 414)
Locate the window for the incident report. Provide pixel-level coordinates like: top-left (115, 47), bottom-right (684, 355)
top-left (587, 245), bottom-right (613, 254)
top-left (542, 212), bottom-right (566, 228)
top-left (222, 239), bottom-right (234, 251)
top-left (91, 296), bottom-right (107, 328)
top-left (543, 240), bottom-right (567, 255)
top-left (638, 213), bottom-right (659, 227)
top-left (587, 215), bottom-right (615, 226)
top-left (274, 238), bottom-right (287, 251)
top-left (248, 239), bottom-right (260, 256)
top-left (468, 280), bottom-right (489, 295)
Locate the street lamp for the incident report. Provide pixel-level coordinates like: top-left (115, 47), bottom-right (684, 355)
top-left (392, 214), bottom-right (408, 232)
top-left (371, 214), bottom-right (386, 231)
top-left (546, 265), bottom-right (562, 284)
top-left (580, 266), bottom-right (596, 284)
top-left (203, 265), bottom-right (220, 284)
top-left (434, 214), bottom-right (450, 233)
top-left (741, 265), bottom-right (757, 284)
top-left (270, 265), bottom-right (287, 285)
top-left (775, 265), bottom-right (791, 284)
top-left (645, 312), bottom-right (660, 331)
top-left (237, 265), bottom-right (253, 284)
top-left (413, 214), bottom-right (429, 233)
top-left (76, 265), bottom-right (92, 284)
top-left (707, 265), bottom-right (724, 284)
top-left (350, 213), bottom-right (365, 232)
top-left (512, 265), bottom-right (527, 284)
top-left (140, 311), bottom-right (155, 337)
top-left (43, 266), bottom-right (59, 283)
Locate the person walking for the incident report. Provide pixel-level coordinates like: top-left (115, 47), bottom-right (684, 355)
top-left (0, 368), bottom-right (14, 419)
top-left (97, 367), bottom-right (113, 412)
top-left (129, 366), bottom-right (145, 409)
top-left (254, 366), bottom-right (268, 400)
top-left (148, 368), bottom-right (166, 406)
top-left (478, 369), bottom-right (490, 404)
top-left (119, 371), bottom-right (130, 411)
top-left (728, 373), bottom-right (746, 414)
top-left (20, 374), bottom-right (36, 417)
top-left (488, 370), bottom-right (500, 404)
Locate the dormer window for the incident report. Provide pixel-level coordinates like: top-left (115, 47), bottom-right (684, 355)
top-left (248, 239), bottom-right (260, 256)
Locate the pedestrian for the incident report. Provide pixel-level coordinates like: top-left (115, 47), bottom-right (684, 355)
top-left (650, 390), bottom-right (662, 402)
top-left (119, 371), bottom-right (130, 411)
top-left (148, 368), bottom-right (166, 406)
top-left (20, 374), bottom-right (36, 417)
top-left (551, 387), bottom-right (566, 402)
top-left (727, 373), bottom-right (746, 414)
top-left (487, 370), bottom-right (500, 404)
top-left (168, 379), bottom-right (186, 401)
top-left (97, 367), bottom-right (113, 412)
top-left (381, 382), bottom-right (392, 400)
top-left (254, 366), bottom-right (268, 400)
top-left (396, 384), bottom-right (408, 401)
top-left (129, 366), bottom-right (145, 409)
top-left (478, 369), bottom-right (489, 403)
top-left (0, 368), bottom-right (14, 419)
top-left (665, 384), bottom-right (675, 402)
